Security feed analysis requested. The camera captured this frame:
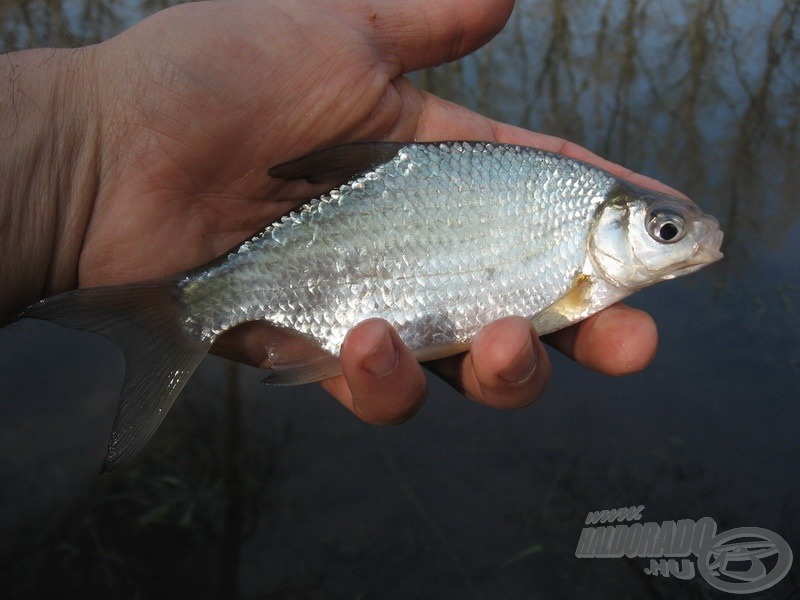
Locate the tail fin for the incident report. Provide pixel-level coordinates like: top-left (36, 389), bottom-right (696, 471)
top-left (22, 282), bottom-right (212, 472)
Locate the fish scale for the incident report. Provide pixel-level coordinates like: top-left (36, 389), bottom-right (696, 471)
top-left (181, 143), bottom-right (614, 353)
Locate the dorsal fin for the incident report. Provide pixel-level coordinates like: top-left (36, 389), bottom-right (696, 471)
top-left (268, 142), bottom-right (409, 184)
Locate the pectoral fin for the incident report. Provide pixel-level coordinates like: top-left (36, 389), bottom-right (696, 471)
top-left (531, 274), bottom-right (596, 336)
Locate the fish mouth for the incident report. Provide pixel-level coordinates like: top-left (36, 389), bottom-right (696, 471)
top-left (671, 217), bottom-right (724, 277)
top-left (695, 214), bottom-right (724, 263)
top-left (699, 227), bottom-right (724, 263)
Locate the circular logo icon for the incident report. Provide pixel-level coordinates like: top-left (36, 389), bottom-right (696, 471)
top-left (697, 527), bottom-right (793, 594)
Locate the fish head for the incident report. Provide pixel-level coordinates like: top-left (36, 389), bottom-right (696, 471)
top-left (588, 184), bottom-right (724, 290)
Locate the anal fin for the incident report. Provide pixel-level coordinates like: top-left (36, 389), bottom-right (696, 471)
top-left (257, 326), bottom-right (342, 385)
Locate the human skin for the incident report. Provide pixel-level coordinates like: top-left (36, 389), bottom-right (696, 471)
top-left (0, 0), bottom-right (659, 424)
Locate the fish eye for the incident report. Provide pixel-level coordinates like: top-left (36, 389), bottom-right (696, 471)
top-left (647, 209), bottom-right (686, 244)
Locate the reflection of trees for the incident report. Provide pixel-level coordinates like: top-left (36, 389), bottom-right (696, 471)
top-left (528, 0), bottom-right (582, 137)
top-left (728, 0), bottom-right (800, 260)
top-left (0, 0), bottom-right (187, 52)
top-left (415, 0), bottom-right (799, 274)
top-left (1, 0), bottom-right (115, 50)
top-left (653, 0), bottom-right (729, 191)
top-left (598, 0), bottom-right (638, 160)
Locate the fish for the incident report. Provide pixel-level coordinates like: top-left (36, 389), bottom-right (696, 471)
top-left (21, 141), bottom-right (724, 472)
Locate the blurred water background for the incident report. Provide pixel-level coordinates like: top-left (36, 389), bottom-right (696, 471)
top-left (0, 0), bottom-right (798, 598)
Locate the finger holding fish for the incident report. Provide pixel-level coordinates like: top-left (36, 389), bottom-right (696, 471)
top-left (320, 306), bottom-right (655, 419)
top-left (323, 319), bottom-right (428, 425)
top-left (327, 316), bottom-right (550, 423)
top-left (214, 306), bottom-right (656, 422)
top-left (211, 316), bottom-right (548, 421)
top-left (426, 316), bottom-right (551, 411)
top-left (544, 304), bottom-right (659, 376)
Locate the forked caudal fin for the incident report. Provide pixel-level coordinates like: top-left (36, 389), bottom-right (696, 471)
top-left (21, 282), bottom-right (212, 473)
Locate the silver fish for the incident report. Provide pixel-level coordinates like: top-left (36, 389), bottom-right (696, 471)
top-left (22, 142), bottom-right (723, 471)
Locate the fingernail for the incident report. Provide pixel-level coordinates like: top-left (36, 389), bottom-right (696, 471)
top-left (362, 331), bottom-right (399, 379)
top-left (499, 336), bottom-right (537, 385)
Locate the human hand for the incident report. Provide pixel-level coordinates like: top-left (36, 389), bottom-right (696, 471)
top-left (1, 0), bottom-right (658, 424)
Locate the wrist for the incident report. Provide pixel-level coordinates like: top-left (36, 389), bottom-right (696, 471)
top-left (0, 47), bottom-right (101, 322)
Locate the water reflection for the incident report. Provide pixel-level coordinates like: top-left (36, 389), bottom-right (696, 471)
top-left (0, 0), bottom-right (182, 48)
top-left (1, 0), bottom-right (798, 598)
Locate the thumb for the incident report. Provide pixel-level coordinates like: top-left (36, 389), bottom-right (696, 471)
top-left (357, 0), bottom-right (516, 75)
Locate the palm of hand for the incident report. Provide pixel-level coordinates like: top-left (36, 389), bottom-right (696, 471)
top-left (81, 1), bottom-right (436, 287)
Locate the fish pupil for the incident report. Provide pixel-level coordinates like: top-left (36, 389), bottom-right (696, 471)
top-left (659, 222), bottom-right (679, 241)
